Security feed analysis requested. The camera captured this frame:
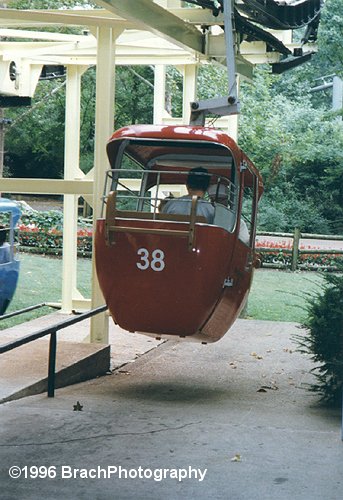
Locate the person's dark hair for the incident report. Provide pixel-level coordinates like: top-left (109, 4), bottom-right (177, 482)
top-left (0, 225), bottom-right (8, 246)
top-left (186, 167), bottom-right (210, 192)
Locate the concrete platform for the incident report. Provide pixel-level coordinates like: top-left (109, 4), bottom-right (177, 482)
top-left (0, 312), bottom-right (162, 403)
top-left (0, 338), bottom-right (110, 404)
top-left (0, 318), bottom-right (342, 500)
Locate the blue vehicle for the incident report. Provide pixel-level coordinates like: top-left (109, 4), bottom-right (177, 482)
top-left (0, 198), bottom-right (21, 315)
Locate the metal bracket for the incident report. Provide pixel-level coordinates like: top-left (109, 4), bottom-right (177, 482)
top-left (240, 160), bottom-right (247, 172)
top-left (189, 0), bottom-right (239, 126)
top-left (223, 277), bottom-right (234, 288)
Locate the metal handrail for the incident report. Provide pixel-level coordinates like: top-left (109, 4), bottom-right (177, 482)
top-left (0, 302), bottom-right (59, 321)
top-left (103, 168), bottom-right (236, 212)
top-left (0, 304), bottom-right (107, 397)
top-left (105, 191), bottom-right (202, 251)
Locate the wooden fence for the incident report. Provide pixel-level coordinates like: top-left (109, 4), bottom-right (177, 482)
top-left (256, 228), bottom-right (343, 271)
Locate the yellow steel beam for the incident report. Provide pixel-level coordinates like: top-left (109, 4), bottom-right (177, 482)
top-left (95, 0), bottom-right (204, 54)
top-left (0, 178), bottom-right (93, 195)
top-left (170, 7), bottom-right (224, 25)
top-left (0, 7), bottom-right (132, 28)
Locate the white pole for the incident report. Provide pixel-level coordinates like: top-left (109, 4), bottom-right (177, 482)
top-left (61, 65), bottom-right (86, 313)
top-left (153, 65), bottom-right (166, 124)
top-left (182, 64), bottom-right (197, 125)
top-left (90, 26), bottom-right (122, 343)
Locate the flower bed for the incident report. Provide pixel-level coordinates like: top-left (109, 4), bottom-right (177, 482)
top-left (18, 224), bottom-right (93, 257)
top-left (255, 239), bottom-right (343, 270)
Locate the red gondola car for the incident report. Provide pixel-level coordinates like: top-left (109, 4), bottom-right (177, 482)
top-left (95, 125), bottom-right (263, 343)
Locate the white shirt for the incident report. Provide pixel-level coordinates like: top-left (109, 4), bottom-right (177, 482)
top-left (162, 195), bottom-right (215, 224)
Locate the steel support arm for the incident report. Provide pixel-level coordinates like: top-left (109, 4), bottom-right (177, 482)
top-left (190, 0), bottom-right (239, 125)
top-left (95, 0), bottom-right (204, 54)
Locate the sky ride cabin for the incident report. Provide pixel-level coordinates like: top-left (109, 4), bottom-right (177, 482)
top-left (0, 198), bottom-right (21, 316)
top-left (95, 124), bottom-right (263, 343)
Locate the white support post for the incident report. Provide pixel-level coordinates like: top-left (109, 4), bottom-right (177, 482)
top-left (228, 75), bottom-right (240, 141)
top-left (166, 0), bottom-right (183, 6)
top-left (61, 65), bottom-right (87, 313)
top-left (90, 26), bottom-right (122, 343)
top-left (182, 64), bottom-right (197, 125)
top-left (227, 113), bottom-right (239, 141)
top-left (153, 65), bottom-right (166, 124)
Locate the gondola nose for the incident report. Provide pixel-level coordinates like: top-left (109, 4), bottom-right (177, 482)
top-left (95, 217), bottom-right (236, 340)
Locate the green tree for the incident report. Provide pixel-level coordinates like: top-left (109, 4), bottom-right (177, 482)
top-left (316, 0), bottom-right (343, 75)
top-left (4, 63), bottom-right (154, 178)
top-left (115, 66), bottom-right (154, 127)
top-left (5, 79), bottom-right (66, 178)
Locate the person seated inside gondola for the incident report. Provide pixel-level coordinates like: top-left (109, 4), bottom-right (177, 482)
top-left (162, 167), bottom-right (214, 223)
top-left (208, 184), bottom-right (250, 245)
top-left (0, 225), bottom-right (11, 264)
top-left (158, 193), bottom-right (175, 213)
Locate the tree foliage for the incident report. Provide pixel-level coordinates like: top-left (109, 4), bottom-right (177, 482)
top-left (5, 80), bottom-right (66, 178)
top-left (237, 0), bottom-right (343, 234)
top-left (239, 67), bottom-right (343, 233)
top-left (4, 64), bottom-right (154, 177)
top-left (115, 66), bottom-right (154, 127)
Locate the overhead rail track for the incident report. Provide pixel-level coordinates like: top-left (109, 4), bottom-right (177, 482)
top-left (234, 10), bottom-right (292, 56)
top-left (237, 0), bottom-right (323, 31)
top-left (180, 0), bottom-right (324, 75)
top-left (185, 0), bottom-right (323, 44)
top-left (186, 0), bottom-right (323, 31)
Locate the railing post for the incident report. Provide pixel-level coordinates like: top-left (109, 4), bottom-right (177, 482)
top-left (188, 195), bottom-right (198, 251)
top-left (291, 227), bottom-right (301, 271)
top-left (47, 331), bottom-right (57, 398)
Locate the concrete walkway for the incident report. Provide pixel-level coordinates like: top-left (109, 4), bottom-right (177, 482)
top-left (0, 318), bottom-right (342, 500)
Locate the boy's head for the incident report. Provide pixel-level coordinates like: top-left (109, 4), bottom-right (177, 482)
top-left (186, 167), bottom-right (210, 193)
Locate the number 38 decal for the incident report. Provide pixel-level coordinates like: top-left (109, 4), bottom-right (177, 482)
top-left (136, 248), bottom-right (165, 272)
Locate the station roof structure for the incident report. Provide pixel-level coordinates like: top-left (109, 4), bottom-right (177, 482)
top-left (0, 0), bottom-right (321, 96)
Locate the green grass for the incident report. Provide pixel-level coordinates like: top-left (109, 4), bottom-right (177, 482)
top-left (0, 253), bottom-right (92, 330)
top-left (247, 269), bottom-right (324, 322)
top-left (1, 254), bottom-right (325, 330)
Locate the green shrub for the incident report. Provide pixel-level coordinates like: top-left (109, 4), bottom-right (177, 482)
top-left (20, 209), bottom-right (63, 231)
top-left (294, 271), bottom-right (343, 404)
